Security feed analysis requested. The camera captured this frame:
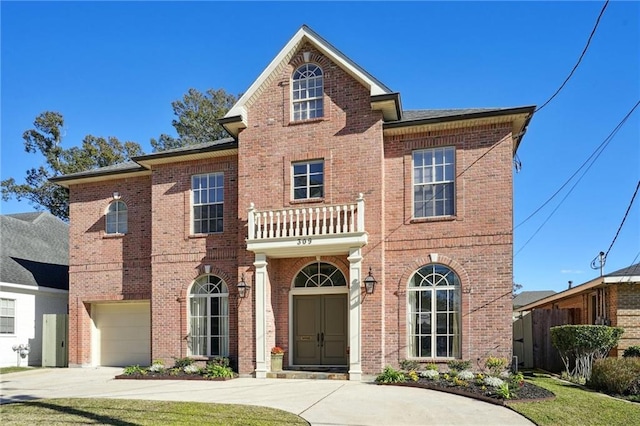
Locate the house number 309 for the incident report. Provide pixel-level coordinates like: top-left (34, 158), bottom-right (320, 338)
top-left (297, 238), bottom-right (312, 245)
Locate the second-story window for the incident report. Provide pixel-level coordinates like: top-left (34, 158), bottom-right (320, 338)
top-left (192, 172), bottom-right (224, 234)
top-left (293, 160), bottom-right (324, 200)
top-left (413, 147), bottom-right (455, 218)
top-left (105, 200), bottom-right (127, 234)
top-left (292, 63), bottom-right (324, 121)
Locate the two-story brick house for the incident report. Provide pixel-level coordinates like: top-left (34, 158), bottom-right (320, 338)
top-left (52, 26), bottom-right (534, 379)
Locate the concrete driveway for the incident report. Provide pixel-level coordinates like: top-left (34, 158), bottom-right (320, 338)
top-left (1, 368), bottom-right (534, 425)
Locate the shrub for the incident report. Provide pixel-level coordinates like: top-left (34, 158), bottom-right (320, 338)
top-left (400, 359), bottom-right (420, 371)
top-left (424, 363), bottom-right (438, 371)
top-left (375, 366), bottom-right (406, 384)
top-left (551, 325), bottom-right (624, 381)
top-left (183, 364), bottom-right (201, 374)
top-left (623, 346), bottom-right (640, 358)
top-left (407, 370), bottom-right (419, 382)
top-left (495, 383), bottom-right (512, 399)
top-left (587, 357), bottom-right (640, 396)
top-left (457, 370), bottom-right (474, 381)
top-left (209, 356), bottom-right (231, 368)
top-left (122, 365), bottom-right (146, 376)
top-left (173, 357), bottom-right (195, 369)
top-left (148, 361), bottom-right (165, 373)
top-left (484, 376), bottom-right (504, 388)
top-left (447, 360), bottom-right (471, 372)
top-left (203, 362), bottom-right (234, 379)
top-left (485, 356), bottom-right (508, 376)
top-left (420, 369), bottom-right (440, 380)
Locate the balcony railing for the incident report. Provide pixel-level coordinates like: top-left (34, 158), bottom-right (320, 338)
top-left (247, 194), bottom-right (365, 241)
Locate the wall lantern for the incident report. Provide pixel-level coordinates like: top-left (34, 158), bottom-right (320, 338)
top-left (363, 267), bottom-right (377, 295)
top-left (237, 273), bottom-right (251, 299)
top-left (112, 191), bottom-right (121, 200)
top-left (203, 264), bottom-right (212, 274)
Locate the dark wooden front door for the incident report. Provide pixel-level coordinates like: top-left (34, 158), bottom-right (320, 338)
top-left (293, 294), bottom-right (347, 366)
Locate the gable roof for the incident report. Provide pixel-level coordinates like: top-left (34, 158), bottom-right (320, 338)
top-left (515, 262), bottom-right (640, 312)
top-left (0, 212), bottom-right (69, 290)
top-left (513, 290), bottom-right (557, 309)
top-left (221, 25), bottom-right (400, 137)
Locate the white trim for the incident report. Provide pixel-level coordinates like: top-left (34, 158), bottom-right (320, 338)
top-left (254, 253), bottom-right (268, 378)
top-left (0, 282), bottom-right (68, 295)
top-left (604, 276), bottom-right (640, 283)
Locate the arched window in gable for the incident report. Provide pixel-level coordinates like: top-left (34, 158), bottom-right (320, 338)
top-left (292, 63), bottom-right (324, 121)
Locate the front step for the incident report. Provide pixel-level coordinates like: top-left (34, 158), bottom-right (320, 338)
top-left (266, 370), bottom-right (348, 380)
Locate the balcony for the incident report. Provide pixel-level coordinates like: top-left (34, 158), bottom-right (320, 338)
top-left (246, 194), bottom-right (368, 258)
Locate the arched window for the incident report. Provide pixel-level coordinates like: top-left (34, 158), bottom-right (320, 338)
top-left (294, 261), bottom-right (346, 287)
top-left (292, 63), bottom-right (324, 121)
top-left (408, 264), bottom-right (461, 358)
top-left (105, 200), bottom-right (127, 234)
top-left (189, 275), bottom-right (229, 357)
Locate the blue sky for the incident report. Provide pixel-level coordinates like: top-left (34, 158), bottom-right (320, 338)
top-left (2, 1), bottom-right (638, 293)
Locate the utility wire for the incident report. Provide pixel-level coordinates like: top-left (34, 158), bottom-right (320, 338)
top-left (515, 100), bottom-right (640, 256)
top-left (517, 99), bottom-right (640, 229)
top-left (535, 0), bottom-right (609, 113)
top-left (604, 180), bottom-right (640, 259)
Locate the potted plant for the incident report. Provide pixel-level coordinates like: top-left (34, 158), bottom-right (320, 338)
top-left (271, 346), bottom-right (285, 372)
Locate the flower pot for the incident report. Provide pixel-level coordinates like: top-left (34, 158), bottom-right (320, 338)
top-left (271, 353), bottom-right (284, 372)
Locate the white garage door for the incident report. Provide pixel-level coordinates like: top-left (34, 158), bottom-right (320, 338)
top-left (93, 302), bottom-right (150, 367)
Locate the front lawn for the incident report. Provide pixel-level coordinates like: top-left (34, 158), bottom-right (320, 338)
top-left (508, 375), bottom-right (640, 426)
top-left (0, 398), bottom-right (307, 425)
top-left (0, 367), bottom-right (34, 375)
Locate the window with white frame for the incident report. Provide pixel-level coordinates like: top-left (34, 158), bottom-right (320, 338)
top-left (105, 200), bottom-right (128, 234)
top-left (413, 147), bottom-right (455, 218)
top-left (292, 63), bottom-right (324, 121)
top-left (408, 264), bottom-right (461, 358)
top-left (0, 298), bottom-right (15, 334)
top-left (189, 275), bottom-right (229, 357)
top-left (192, 172), bottom-right (224, 234)
top-left (292, 160), bottom-right (324, 200)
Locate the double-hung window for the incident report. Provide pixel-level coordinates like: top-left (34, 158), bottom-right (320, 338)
top-left (0, 298), bottom-right (15, 334)
top-left (293, 160), bottom-right (324, 200)
top-left (292, 64), bottom-right (324, 121)
top-left (192, 172), bottom-right (224, 234)
top-left (413, 147), bottom-right (455, 218)
top-left (105, 200), bottom-right (127, 234)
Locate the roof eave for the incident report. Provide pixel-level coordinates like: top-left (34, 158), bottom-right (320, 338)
top-left (371, 93), bottom-right (402, 122)
top-left (133, 141), bottom-right (238, 167)
top-left (49, 168), bottom-right (150, 188)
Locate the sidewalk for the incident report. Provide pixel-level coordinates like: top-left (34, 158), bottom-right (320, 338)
top-left (1, 367), bottom-right (534, 425)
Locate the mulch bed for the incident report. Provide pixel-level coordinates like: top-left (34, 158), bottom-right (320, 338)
top-left (389, 379), bottom-right (555, 406)
top-left (115, 373), bottom-right (236, 381)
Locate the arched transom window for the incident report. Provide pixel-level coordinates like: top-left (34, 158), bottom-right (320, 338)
top-left (105, 200), bottom-right (127, 234)
top-left (189, 275), bottom-right (229, 357)
top-left (408, 264), bottom-right (461, 359)
top-left (294, 262), bottom-right (346, 288)
top-left (292, 63), bottom-right (324, 121)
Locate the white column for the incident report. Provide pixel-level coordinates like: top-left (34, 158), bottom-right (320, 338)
top-left (254, 253), bottom-right (268, 378)
top-left (347, 247), bottom-right (363, 381)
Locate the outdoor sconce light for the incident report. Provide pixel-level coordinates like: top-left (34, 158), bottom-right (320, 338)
top-left (203, 264), bottom-right (212, 274)
top-left (112, 191), bottom-right (121, 200)
top-left (363, 267), bottom-right (377, 295)
top-left (237, 273), bottom-right (251, 299)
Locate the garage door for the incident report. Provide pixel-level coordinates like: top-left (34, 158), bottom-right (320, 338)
top-left (93, 302), bottom-right (150, 367)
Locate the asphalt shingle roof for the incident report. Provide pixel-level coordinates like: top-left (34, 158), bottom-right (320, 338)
top-left (512, 291), bottom-right (557, 309)
top-left (0, 212), bottom-right (69, 290)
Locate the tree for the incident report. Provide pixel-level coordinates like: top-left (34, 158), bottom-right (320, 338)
top-left (151, 88), bottom-right (238, 151)
top-left (512, 282), bottom-right (523, 297)
top-left (1, 111), bottom-right (143, 220)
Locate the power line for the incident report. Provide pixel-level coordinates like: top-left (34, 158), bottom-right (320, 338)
top-left (535, 0), bottom-right (609, 113)
top-left (517, 99), bottom-right (640, 229)
top-left (604, 180), bottom-right (640, 259)
top-left (515, 100), bottom-right (640, 256)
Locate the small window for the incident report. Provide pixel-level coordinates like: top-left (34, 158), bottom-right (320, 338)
top-left (106, 201), bottom-right (127, 234)
top-left (0, 298), bottom-right (15, 334)
top-left (413, 147), bottom-right (455, 218)
top-left (192, 172), bottom-right (224, 234)
top-left (293, 160), bottom-right (324, 200)
top-left (292, 63), bottom-right (324, 121)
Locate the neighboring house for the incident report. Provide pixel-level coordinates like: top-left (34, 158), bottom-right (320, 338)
top-left (515, 263), bottom-right (640, 368)
top-left (513, 290), bottom-right (556, 312)
top-left (51, 25), bottom-right (535, 379)
top-left (0, 212), bottom-right (69, 367)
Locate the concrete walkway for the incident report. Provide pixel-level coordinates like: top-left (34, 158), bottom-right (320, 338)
top-left (1, 368), bottom-right (534, 425)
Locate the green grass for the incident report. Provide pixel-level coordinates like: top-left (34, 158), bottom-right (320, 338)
top-left (0, 367), bottom-right (35, 375)
top-left (508, 375), bottom-right (640, 426)
top-left (0, 398), bottom-right (308, 425)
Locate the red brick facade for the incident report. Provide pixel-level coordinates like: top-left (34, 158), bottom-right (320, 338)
top-left (62, 28), bottom-right (531, 376)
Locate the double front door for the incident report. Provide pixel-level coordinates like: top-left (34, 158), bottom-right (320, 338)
top-left (293, 294), bottom-right (347, 366)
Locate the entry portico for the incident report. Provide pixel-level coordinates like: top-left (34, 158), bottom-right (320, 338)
top-left (246, 194), bottom-right (367, 380)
